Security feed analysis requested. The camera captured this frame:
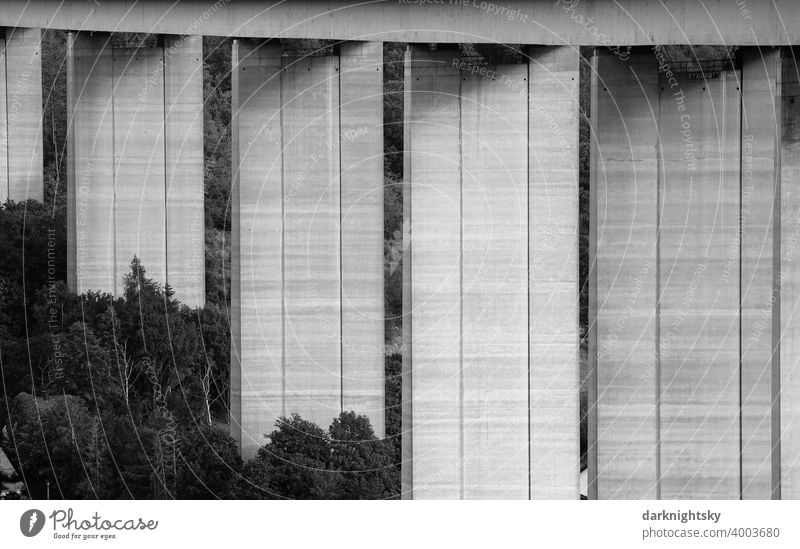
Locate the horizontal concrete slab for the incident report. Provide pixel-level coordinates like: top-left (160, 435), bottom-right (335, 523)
top-left (4, 0), bottom-right (800, 45)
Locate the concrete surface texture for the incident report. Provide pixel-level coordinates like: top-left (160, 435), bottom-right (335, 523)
top-left (403, 45), bottom-right (579, 499)
top-left (165, 36), bottom-right (206, 308)
top-left (739, 48), bottom-right (779, 500)
top-left (230, 41), bottom-right (384, 459)
top-left (3, 1), bottom-right (800, 45)
top-left (528, 46), bottom-right (581, 499)
top-left (591, 51), bottom-right (659, 499)
top-left (658, 63), bottom-right (740, 500)
top-left (592, 47), bottom-right (786, 499)
top-left (66, 32), bottom-right (205, 307)
top-left (0, 28), bottom-right (43, 202)
top-left (781, 50), bottom-right (800, 500)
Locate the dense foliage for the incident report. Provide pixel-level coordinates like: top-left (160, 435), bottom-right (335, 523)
top-left (0, 240), bottom-right (399, 498)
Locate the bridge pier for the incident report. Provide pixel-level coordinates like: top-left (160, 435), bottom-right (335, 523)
top-left (66, 32), bottom-right (205, 306)
top-left (1, 28), bottom-right (43, 202)
top-left (590, 46), bottom-right (787, 499)
top-left (402, 45), bottom-right (580, 499)
top-left (780, 49), bottom-right (800, 499)
top-left (230, 40), bottom-right (385, 458)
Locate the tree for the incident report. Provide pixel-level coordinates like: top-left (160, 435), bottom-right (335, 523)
top-left (203, 36), bottom-right (233, 308)
top-left (176, 425), bottom-right (242, 498)
top-left (383, 43), bottom-right (405, 180)
top-left (117, 258), bottom-right (206, 423)
top-left (253, 414), bottom-right (338, 499)
top-left (2, 393), bottom-right (100, 499)
top-left (239, 411), bottom-right (399, 500)
top-left (0, 200), bottom-right (67, 336)
top-left (100, 414), bottom-right (158, 499)
top-left (385, 354), bottom-right (402, 473)
top-left (41, 30), bottom-right (68, 212)
top-left (329, 411), bottom-right (397, 499)
top-left (45, 321), bottom-right (114, 410)
top-left (234, 457), bottom-right (275, 499)
top-left (195, 303), bottom-right (230, 424)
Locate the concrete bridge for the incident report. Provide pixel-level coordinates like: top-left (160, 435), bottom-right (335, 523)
top-left (2, 0), bottom-right (799, 499)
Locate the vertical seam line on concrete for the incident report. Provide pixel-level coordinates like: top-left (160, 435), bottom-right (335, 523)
top-left (772, 47), bottom-right (783, 501)
top-left (337, 52), bottom-right (344, 415)
top-left (280, 50), bottom-right (287, 418)
top-left (738, 61), bottom-right (744, 501)
top-left (526, 52), bottom-right (532, 501)
top-left (655, 58), bottom-right (663, 500)
top-left (458, 57), bottom-right (465, 500)
top-left (162, 40), bottom-right (169, 293)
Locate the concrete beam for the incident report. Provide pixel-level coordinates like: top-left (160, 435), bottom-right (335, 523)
top-left (230, 40), bottom-right (385, 459)
top-left (165, 36), bottom-right (205, 308)
top-left (460, 55), bottom-right (529, 499)
top-left (592, 47), bottom-right (785, 499)
top-left (282, 52), bottom-right (342, 433)
top-left (1, 28), bottom-right (43, 202)
top-left (67, 32), bottom-right (204, 304)
top-left (528, 45), bottom-right (580, 500)
top-left (404, 45), bottom-right (580, 499)
top-left (404, 46), bottom-right (462, 499)
top-left (591, 50), bottom-right (659, 499)
top-left (67, 33), bottom-right (115, 294)
top-left (0, 37), bottom-right (6, 202)
top-left (3, 0), bottom-right (800, 45)
top-left (111, 42), bottom-right (167, 293)
top-left (658, 64), bottom-right (741, 500)
top-left (781, 49), bottom-right (800, 499)
top-left (230, 40), bottom-right (284, 457)
top-left (340, 42), bottom-right (385, 435)
top-left (740, 47), bottom-right (780, 500)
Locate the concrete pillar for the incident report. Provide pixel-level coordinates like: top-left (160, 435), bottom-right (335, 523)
top-left (67, 33), bottom-right (115, 294)
top-left (590, 50), bottom-right (659, 499)
top-left (461, 53), bottom-right (528, 499)
top-left (111, 40), bottom-right (167, 294)
top-left (340, 42), bottom-right (386, 430)
top-left (66, 33), bottom-right (204, 306)
top-left (403, 45), bottom-right (580, 499)
top-left (592, 47), bottom-right (783, 499)
top-left (1, 28), bottom-right (43, 202)
top-left (528, 46), bottom-right (581, 499)
top-left (658, 59), bottom-right (741, 501)
top-left (230, 40), bottom-right (384, 459)
top-left (781, 48), bottom-right (800, 499)
top-left (404, 45), bottom-right (465, 500)
top-left (230, 40), bottom-right (283, 459)
top-left (164, 36), bottom-right (205, 307)
top-left (741, 47), bottom-right (780, 500)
